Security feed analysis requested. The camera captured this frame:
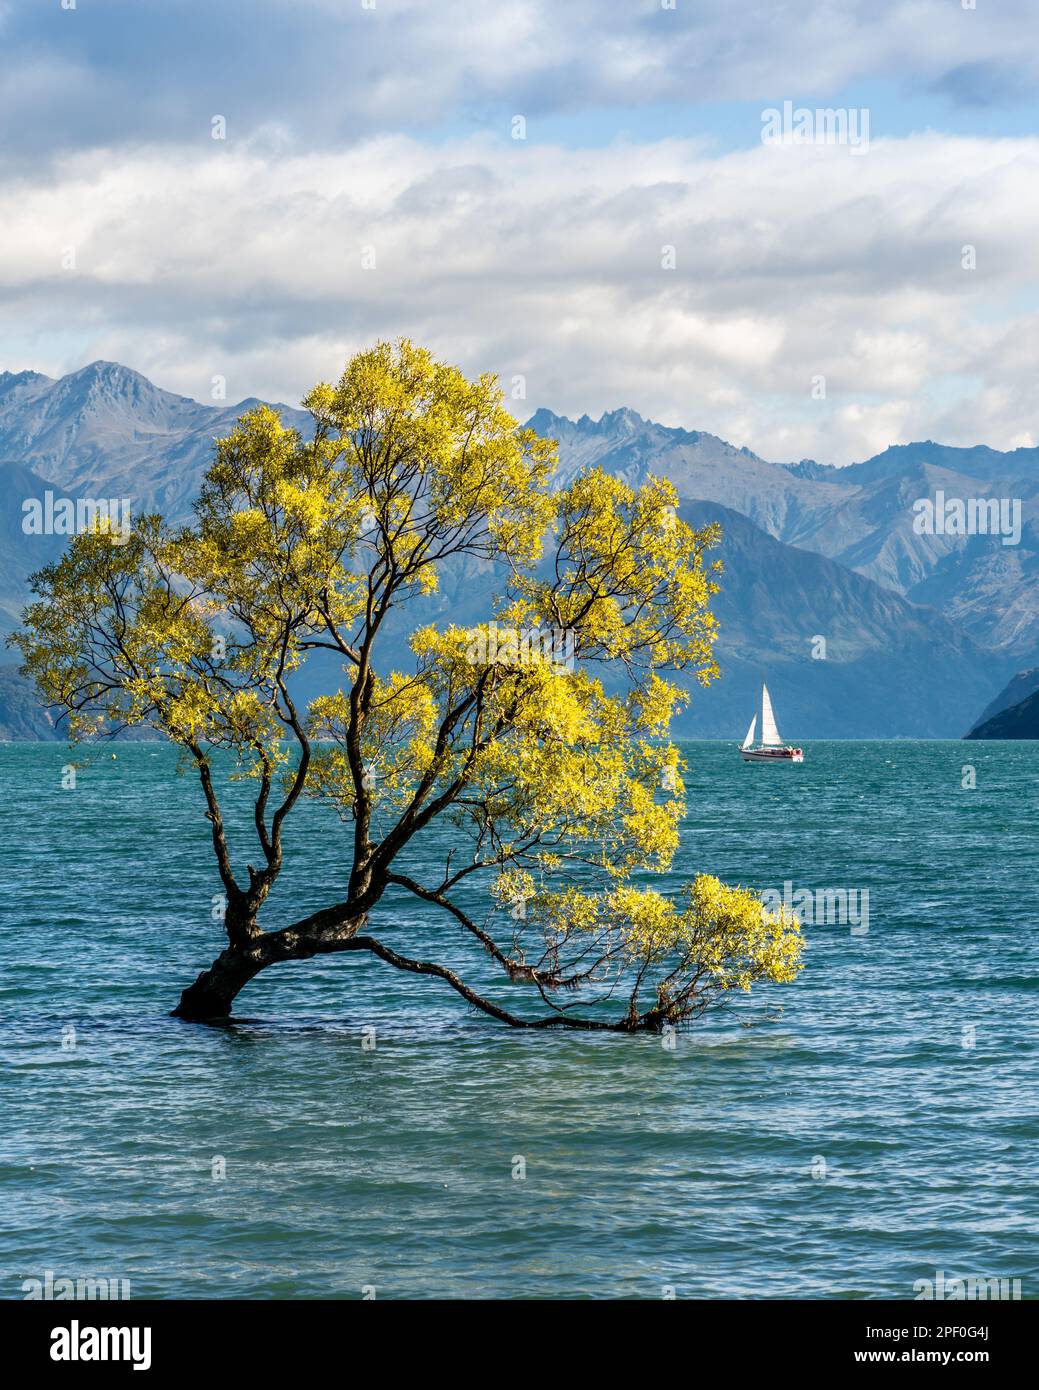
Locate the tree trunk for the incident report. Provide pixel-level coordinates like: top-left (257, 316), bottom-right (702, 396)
top-left (172, 945), bottom-right (269, 1020)
top-left (172, 917), bottom-right (368, 1021)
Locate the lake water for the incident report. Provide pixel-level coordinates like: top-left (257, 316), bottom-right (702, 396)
top-left (1, 740), bottom-right (1036, 1299)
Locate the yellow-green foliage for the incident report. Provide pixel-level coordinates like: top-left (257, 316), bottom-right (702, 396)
top-left (13, 339), bottom-right (802, 1030)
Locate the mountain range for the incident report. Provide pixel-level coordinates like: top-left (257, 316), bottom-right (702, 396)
top-left (0, 361), bottom-right (1034, 739)
top-left (531, 409), bottom-right (1039, 660)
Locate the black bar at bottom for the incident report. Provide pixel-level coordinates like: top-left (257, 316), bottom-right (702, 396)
top-left (0, 1296), bottom-right (1025, 1374)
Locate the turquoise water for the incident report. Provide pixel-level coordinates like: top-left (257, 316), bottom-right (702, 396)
top-left (1, 740), bottom-right (1036, 1300)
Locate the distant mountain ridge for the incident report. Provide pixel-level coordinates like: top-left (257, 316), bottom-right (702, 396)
top-left (524, 408), bottom-right (1039, 663)
top-left (0, 363), bottom-right (308, 519)
top-left (0, 362), bottom-right (1031, 738)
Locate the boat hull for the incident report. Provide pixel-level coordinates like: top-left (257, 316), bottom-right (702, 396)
top-left (740, 746), bottom-right (804, 763)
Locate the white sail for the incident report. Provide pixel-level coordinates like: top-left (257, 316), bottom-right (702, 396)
top-left (760, 684), bottom-right (782, 746)
top-left (741, 715), bottom-right (757, 749)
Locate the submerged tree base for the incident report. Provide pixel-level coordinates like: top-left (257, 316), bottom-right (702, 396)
top-left (172, 916), bottom-right (369, 1021)
top-left (172, 948), bottom-right (269, 1020)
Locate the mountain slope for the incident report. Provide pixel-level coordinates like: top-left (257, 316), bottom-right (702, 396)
top-left (673, 502), bottom-right (1007, 739)
top-left (965, 666), bottom-right (1039, 734)
top-left (0, 459), bottom-right (69, 635)
top-left (0, 664), bottom-right (61, 739)
top-left (528, 412), bottom-right (1039, 660)
top-left (964, 688), bottom-right (1039, 739)
top-left (527, 406), bottom-right (847, 544)
top-left (0, 363), bottom-right (310, 520)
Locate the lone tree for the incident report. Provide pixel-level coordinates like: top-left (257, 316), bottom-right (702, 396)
top-left (14, 341), bottom-right (802, 1029)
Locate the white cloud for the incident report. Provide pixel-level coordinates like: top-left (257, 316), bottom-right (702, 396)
top-left (2, 0), bottom-right (1039, 165)
top-left (1, 129), bottom-right (1038, 464)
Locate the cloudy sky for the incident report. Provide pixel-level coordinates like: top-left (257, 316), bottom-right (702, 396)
top-left (2, 0), bottom-right (1038, 464)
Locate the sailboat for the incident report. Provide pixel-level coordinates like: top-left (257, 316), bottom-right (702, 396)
top-left (740, 684), bottom-right (804, 762)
